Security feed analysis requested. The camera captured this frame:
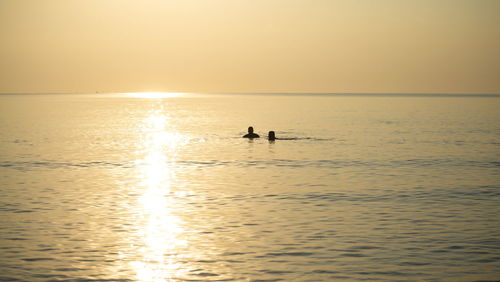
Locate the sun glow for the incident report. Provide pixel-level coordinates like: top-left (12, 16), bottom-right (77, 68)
top-left (126, 92), bottom-right (186, 99)
top-left (131, 110), bottom-right (189, 281)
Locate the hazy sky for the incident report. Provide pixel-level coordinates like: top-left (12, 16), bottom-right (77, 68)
top-left (1, 0), bottom-right (499, 94)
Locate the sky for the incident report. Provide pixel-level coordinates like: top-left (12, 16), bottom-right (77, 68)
top-left (1, 0), bottom-right (499, 94)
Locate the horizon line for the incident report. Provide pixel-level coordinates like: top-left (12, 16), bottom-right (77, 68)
top-left (1, 91), bottom-right (500, 97)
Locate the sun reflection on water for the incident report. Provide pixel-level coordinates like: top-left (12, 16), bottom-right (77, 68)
top-left (132, 111), bottom-right (188, 281)
top-left (126, 92), bottom-right (186, 99)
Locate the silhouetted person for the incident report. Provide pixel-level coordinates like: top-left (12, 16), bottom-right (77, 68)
top-left (268, 131), bottom-right (276, 141)
top-left (243, 126), bottom-right (260, 138)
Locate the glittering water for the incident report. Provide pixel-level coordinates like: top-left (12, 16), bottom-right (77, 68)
top-left (0, 93), bottom-right (499, 281)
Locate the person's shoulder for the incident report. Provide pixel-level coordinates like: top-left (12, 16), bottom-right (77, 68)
top-left (243, 133), bottom-right (260, 138)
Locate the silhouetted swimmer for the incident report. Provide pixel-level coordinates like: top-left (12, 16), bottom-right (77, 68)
top-left (268, 131), bottom-right (276, 141)
top-left (242, 126), bottom-right (260, 138)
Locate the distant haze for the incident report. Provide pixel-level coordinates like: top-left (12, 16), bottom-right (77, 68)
top-left (1, 0), bottom-right (499, 94)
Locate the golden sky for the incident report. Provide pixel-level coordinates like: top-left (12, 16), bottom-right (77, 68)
top-left (1, 0), bottom-right (499, 94)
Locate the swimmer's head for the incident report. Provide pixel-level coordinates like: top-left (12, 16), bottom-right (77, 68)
top-left (248, 126), bottom-right (254, 133)
top-left (268, 131), bottom-right (276, 141)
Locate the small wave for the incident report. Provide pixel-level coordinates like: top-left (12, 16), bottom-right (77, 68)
top-left (12, 210), bottom-right (34, 213)
top-left (0, 160), bottom-right (134, 170)
top-left (261, 270), bottom-right (295, 274)
top-left (250, 279), bottom-right (285, 282)
top-left (398, 261), bottom-right (431, 266)
top-left (355, 270), bottom-right (408, 276)
top-left (53, 267), bottom-right (84, 272)
top-left (6, 139), bottom-right (33, 145)
top-left (273, 137), bottom-right (334, 141)
top-left (339, 252), bottom-right (367, 257)
top-left (177, 158), bottom-right (500, 170)
top-left (192, 272), bottom-right (219, 277)
top-left (264, 252), bottom-right (315, 257)
top-left (21, 258), bottom-right (54, 262)
top-left (222, 252), bottom-right (247, 256)
top-left (3, 157), bottom-right (497, 172)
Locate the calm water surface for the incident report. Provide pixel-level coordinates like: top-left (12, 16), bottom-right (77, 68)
top-left (0, 93), bottom-right (499, 281)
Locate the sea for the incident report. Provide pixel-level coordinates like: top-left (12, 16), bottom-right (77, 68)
top-left (0, 93), bottom-right (499, 281)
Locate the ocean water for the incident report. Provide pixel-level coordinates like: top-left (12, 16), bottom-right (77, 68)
top-left (0, 93), bottom-right (499, 281)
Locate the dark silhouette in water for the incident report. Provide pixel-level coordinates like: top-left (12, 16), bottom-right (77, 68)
top-left (268, 131), bottom-right (276, 141)
top-left (242, 126), bottom-right (260, 138)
